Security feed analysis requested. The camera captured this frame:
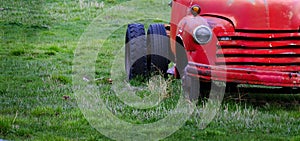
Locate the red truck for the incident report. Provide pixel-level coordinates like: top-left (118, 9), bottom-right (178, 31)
top-left (125, 0), bottom-right (300, 100)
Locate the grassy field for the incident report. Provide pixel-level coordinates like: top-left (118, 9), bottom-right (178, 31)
top-left (1, 0), bottom-right (299, 140)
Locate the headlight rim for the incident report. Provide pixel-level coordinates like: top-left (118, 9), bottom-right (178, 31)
top-left (193, 25), bottom-right (213, 45)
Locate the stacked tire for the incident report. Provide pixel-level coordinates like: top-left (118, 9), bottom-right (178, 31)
top-left (125, 23), bottom-right (209, 102)
top-left (125, 23), bottom-right (171, 80)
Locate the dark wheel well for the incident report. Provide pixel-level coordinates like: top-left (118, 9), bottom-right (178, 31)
top-left (175, 36), bottom-right (187, 77)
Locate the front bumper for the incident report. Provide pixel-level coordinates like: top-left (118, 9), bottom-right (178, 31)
top-left (186, 62), bottom-right (300, 88)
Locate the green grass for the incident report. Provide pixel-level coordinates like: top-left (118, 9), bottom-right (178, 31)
top-left (1, 0), bottom-right (299, 140)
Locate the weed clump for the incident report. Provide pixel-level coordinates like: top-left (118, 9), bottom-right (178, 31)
top-left (44, 51), bottom-right (56, 56)
top-left (11, 50), bottom-right (25, 56)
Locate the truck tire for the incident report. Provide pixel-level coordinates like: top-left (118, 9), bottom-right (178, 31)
top-left (182, 69), bottom-right (200, 102)
top-left (125, 24), bottom-right (148, 80)
top-left (182, 70), bottom-right (212, 102)
top-left (147, 24), bottom-right (171, 77)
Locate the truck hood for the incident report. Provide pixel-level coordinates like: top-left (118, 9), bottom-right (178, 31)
top-left (196, 0), bottom-right (300, 30)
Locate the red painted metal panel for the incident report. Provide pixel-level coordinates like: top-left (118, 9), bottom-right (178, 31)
top-left (193, 0), bottom-right (300, 30)
top-left (218, 32), bottom-right (300, 38)
top-left (217, 48), bottom-right (300, 55)
top-left (216, 57), bottom-right (300, 64)
top-left (218, 65), bottom-right (300, 72)
top-left (219, 40), bottom-right (300, 48)
top-left (187, 63), bottom-right (300, 87)
top-left (268, 1), bottom-right (300, 30)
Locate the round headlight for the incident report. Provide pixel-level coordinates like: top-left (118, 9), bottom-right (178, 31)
top-left (193, 25), bottom-right (213, 45)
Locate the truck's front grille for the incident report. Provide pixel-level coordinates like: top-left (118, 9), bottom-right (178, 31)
top-left (216, 31), bottom-right (300, 72)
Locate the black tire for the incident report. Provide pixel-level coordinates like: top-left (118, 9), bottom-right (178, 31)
top-left (182, 69), bottom-right (200, 102)
top-left (125, 24), bottom-right (148, 80)
top-left (199, 82), bottom-right (211, 100)
top-left (147, 24), bottom-right (171, 77)
top-left (182, 70), bottom-right (213, 102)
